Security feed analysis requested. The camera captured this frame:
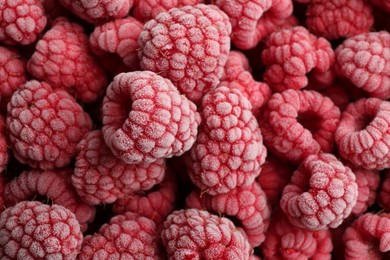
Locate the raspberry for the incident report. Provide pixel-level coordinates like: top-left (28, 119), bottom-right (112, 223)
top-left (0, 0), bottom-right (47, 45)
top-left (27, 17), bottom-right (108, 103)
top-left (261, 26), bottom-right (334, 92)
top-left (102, 71), bottom-right (200, 164)
top-left (0, 201), bottom-right (82, 259)
top-left (280, 153), bottom-right (358, 230)
top-left (6, 80), bottom-right (92, 170)
top-left (334, 31), bottom-right (390, 99)
top-left (79, 212), bottom-right (160, 259)
top-left (138, 4), bottom-right (232, 104)
top-left (317, 81), bottom-right (351, 111)
top-left (4, 168), bottom-right (96, 232)
top-left (343, 212), bottom-right (390, 259)
top-left (185, 86), bottom-right (266, 195)
top-left (161, 209), bottom-right (251, 259)
top-left (260, 89), bottom-right (340, 164)
top-left (335, 98), bottom-right (390, 170)
top-left (0, 115), bottom-right (9, 174)
top-left (369, 0), bottom-right (390, 13)
top-left (186, 181), bottom-right (271, 248)
top-left (378, 170), bottom-right (390, 211)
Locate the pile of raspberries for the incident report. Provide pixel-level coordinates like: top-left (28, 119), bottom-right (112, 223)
top-left (0, 0), bottom-right (390, 259)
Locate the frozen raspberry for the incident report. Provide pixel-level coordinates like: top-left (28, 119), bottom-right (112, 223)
top-left (261, 26), bottom-right (335, 92)
top-left (138, 4), bottom-right (232, 104)
top-left (0, 115), bottom-right (9, 174)
top-left (280, 153), bottom-right (358, 230)
top-left (59, 0), bottom-right (132, 24)
top-left (343, 212), bottom-right (390, 259)
top-left (370, 0), bottom-right (390, 13)
top-left (102, 71), bottom-right (200, 164)
top-left (185, 86), bottom-right (266, 195)
top-left (316, 81), bottom-right (351, 111)
top-left (79, 212), bottom-right (159, 259)
top-left (27, 17), bottom-right (108, 103)
top-left (335, 98), bottom-right (390, 170)
top-left (186, 181), bottom-right (271, 248)
top-left (0, 201), bottom-right (82, 259)
top-left (161, 209), bottom-right (251, 259)
top-left (334, 31), bottom-right (390, 99)
top-left (6, 80), bottom-right (92, 169)
top-left (378, 170), bottom-right (390, 211)
top-left (4, 168), bottom-right (96, 232)
top-left (260, 89), bottom-right (340, 164)
top-left (0, 0), bottom-right (47, 45)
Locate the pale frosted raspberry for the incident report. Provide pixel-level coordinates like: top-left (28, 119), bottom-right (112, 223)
top-left (27, 17), bottom-right (108, 103)
top-left (0, 201), bottom-right (82, 259)
top-left (72, 130), bottom-right (166, 205)
top-left (102, 71), bottom-right (200, 164)
top-left (0, 0), bottom-right (47, 45)
top-left (378, 170), bottom-right (390, 211)
top-left (369, 0), bottom-right (390, 13)
top-left (6, 80), bottom-right (92, 170)
top-left (334, 31), bottom-right (390, 99)
top-left (0, 115), bottom-right (9, 174)
top-left (343, 212), bottom-right (390, 259)
top-left (260, 89), bottom-right (340, 164)
top-left (138, 4), bottom-right (232, 104)
top-left (4, 168), bottom-right (96, 232)
top-left (186, 181), bottom-right (271, 248)
top-left (262, 26), bottom-right (335, 92)
top-left (161, 209), bottom-right (251, 259)
top-left (280, 153), bottom-right (358, 230)
top-left (79, 212), bottom-right (159, 259)
top-left (335, 98), bottom-right (390, 170)
top-left (186, 86), bottom-right (266, 195)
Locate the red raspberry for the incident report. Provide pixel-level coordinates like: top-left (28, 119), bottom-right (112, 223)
top-left (161, 208), bottom-right (251, 259)
top-left (378, 170), bottom-right (390, 211)
top-left (185, 86), bottom-right (266, 195)
top-left (102, 71), bottom-right (200, 164)
top-left (4, 168), bottom-right (96, 232)
top-left (280, 153), bottom-right (358, 230)
top-left (79, 212), bottom-right (160, 259)
top-left (0, 115), bottom-right (9, 174)
top-left (27, 17), bottom-right (108, 103)
top-left (138, 4), bottom-right (232, 104)
top-left (0, 0), bottom-right (47, 45)
top-left (335, 98), bottom-right (390, 170)
top-left (6, 80), bottom-right (92, 170)
top-left (370, 0), bottom-right (390, 13)
top-left (317, 81), bottom-right (351, 111)
top-left (261, 26), bottom-right (335, 92)
top-left (334, 31), bottom-right (390, 99)
top-left (186, 181), bottom-right (271, 248)
top-left (260, 89), bottom-right (340, 164)
top-left (0, 201), bottom-right (83, 259)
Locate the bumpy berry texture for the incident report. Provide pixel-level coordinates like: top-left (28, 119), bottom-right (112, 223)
top-left (0, 201), bottom-right (83, 259)
top-left (6, 80), bottom-right (92, 170)
top-left (102, 71), bottom-right (200, 164)
top-left (335, 98), bottom-right (390, 170)
top-left (27, 17), bottom-right (108, 103)
top-left (0, 0), bottom-right (47, 45)
top-left (79, 212), bottom-right (159, 259)
top-left (261, 26), bottom-right (334, 92)
top-left (138, 4), bottom-right (232, 104)
top-left (378, 170), bottom-right (390, 211)
top-left (334, 31), bottom-right (390, 99)
top-left (260, 89), bottom-right (340, 164)
top-left (280, 153), bottom-right (358, 230)
top-left (186, 86), bottom-right (266, 195)
top-left (161, 209), bottom-right (251, 259)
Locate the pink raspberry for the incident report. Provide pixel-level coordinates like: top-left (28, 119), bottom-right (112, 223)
top-left (4, 168), bottom-right (96, 232)
top-left (260, 89), bottom-right (340, 164)
top-left (27, 17), bottom-right (108, 103)
top-left (102, 71), bottom-right (200, 164)
top-left (161, 209), bottom-right (251, 259)
top-left (186, 181), bottom-right (271, 248)
top-left (370, 0), bottom-right (390, 13)
top-left (0, 0), bottom-right (47, 45)
top-left (0, 201), bottom-right (82, 259)
top-left (261, 26), bottom-right (334, 92)
top-left (343, 212), bottom-right (390, 259)
top-left (378, 170), bottom-right (390, 211)
top-left (334, 31), bottom-right (390, 99)
top-left (0, 115), bottom-right (9, 174)
top-left (79, 212), bottom-right (160, 259)
top-left (185, 86), bottom-right (266, 195)
top-left (335, 98), bottom-right (390, 170)
top-left (138, 4), bottom-right (232, 104)
top-left (6, 80), bottom-right (92, 170)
